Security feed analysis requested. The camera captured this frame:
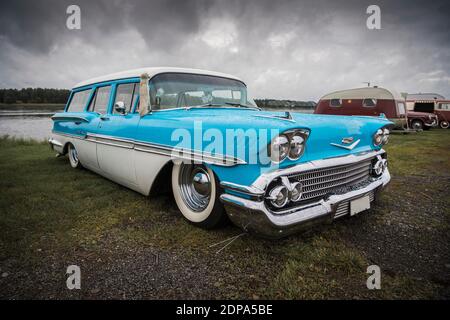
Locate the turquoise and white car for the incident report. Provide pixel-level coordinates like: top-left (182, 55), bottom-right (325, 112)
top-left (49, 67), bottom-right (392, 238)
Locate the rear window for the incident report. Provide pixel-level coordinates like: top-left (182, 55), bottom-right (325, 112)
top-left (67, 90), bottom-right (90, 112)
top-left (329, 99), bottom-right (342, 107)
top-left (363, 98), bottom-right (377, 107)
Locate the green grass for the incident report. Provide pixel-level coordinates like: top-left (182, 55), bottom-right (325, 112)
top-left (0, 130), bottom-right (449, 299)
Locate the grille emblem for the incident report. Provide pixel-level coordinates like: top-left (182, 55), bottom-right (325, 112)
top-left (330, 138), bottom-right (360, 150)
top-left (342, 137), bottom-right (354, 144)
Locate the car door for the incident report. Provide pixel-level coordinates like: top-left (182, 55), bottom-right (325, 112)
top-left (95, 82), bottom-right (140, 186)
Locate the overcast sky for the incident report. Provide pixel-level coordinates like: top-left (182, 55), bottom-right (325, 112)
top-left (0, 0), bottom-right (449, 101)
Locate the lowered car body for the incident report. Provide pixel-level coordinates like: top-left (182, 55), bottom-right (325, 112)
top-left (49, 67), bottom-right (392, 238)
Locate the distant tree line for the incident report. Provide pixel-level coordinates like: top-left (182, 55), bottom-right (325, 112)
top-left (255, 99), bottom-right (316, 109)
top-left (0, 88), bottom-right (70, 104)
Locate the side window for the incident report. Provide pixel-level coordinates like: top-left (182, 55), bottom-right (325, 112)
top-left (92, 86), bottom-right (111, 114)
top-left (363, 98), bottom-right (377, 107)
top-left (329, 98), bottom-right (342, 107)
top-left (67, 90), bottom-right (90, 112)
top-left (114, 83), bottom-right (137, 114)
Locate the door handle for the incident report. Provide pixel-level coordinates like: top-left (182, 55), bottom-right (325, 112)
top-left (100, 115), bottom-right (110, 121)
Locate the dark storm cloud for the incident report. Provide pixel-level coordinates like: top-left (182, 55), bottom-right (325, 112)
top-left (0, 0), bottom-right (206, 53)
top-left (0, 0), bottom-right (449, 99)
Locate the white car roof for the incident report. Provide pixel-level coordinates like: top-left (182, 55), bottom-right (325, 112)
top-left (73, 67), bottom-right (244, 89)
top-left (320, 87), bottom-right (404, 101)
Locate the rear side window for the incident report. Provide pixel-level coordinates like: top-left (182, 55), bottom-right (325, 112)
top-left (114, 83), bottom-right (138, 114)
top-left (329, 99), bottom-right (342, 107)
top-left (363, 98), bottom-right (377, 107)
top-left (90, 86), bottom-right (111, 114)
top-left (67, 90), bottom-right (90, 112)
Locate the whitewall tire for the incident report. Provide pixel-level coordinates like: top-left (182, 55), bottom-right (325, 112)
top-left (439, 121), bottom-right (449, 129)
top-left (68, 143), bottom-right (82, 169)
top-left (172, 162), bottom-right (227, 229)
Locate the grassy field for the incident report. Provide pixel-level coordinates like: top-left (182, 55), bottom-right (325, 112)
top-left (0, 130), bottom-right (449, 299)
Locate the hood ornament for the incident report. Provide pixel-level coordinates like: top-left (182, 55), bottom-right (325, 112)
top-left (253, 111), bottom-right (296, 123)
top-left (330, 137), bottom-right (360, 150)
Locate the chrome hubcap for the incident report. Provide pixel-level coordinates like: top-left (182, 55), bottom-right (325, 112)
top-left (179, 164), bottom-right (211, 212)
top-left (69, 145), bottom-right (78, 164)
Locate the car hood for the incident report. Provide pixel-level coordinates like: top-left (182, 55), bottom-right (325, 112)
top-left (137, 108), bottom-right (392, 167)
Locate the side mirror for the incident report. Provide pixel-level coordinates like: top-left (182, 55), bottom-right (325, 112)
top-left (114, 101), bottom-right (126, 114)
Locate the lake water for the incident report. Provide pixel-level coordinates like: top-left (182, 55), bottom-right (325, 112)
top-left (0, 109), bottom-right (61, 141)
top-left (0, 107), bottom-right (314, 141)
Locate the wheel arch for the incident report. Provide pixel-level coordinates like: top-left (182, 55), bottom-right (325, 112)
top-left (148, 160), bottom-right (174, 197)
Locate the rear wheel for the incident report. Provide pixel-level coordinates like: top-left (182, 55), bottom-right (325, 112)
top-left (439, 120), bottom-right (449, 129)
top-left (67, 143), bottom-right (82, 169)
top-left (411, 120), bottom-right (424, 130)
top-left (172, 162), bottom-right (227, 229)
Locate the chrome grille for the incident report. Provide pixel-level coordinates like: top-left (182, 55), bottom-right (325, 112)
top-left (334, 191), bottom-right (375, 219)
top-left (288, 158), bottom-right (373, 203)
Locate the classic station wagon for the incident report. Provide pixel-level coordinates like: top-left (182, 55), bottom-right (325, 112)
top-left (49, 67), bottom-right (392, 238)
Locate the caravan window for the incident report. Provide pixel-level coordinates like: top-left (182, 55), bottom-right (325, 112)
top-left (329, 99), bottom-right (342, 107)
top-left (363, 98), bottom-right (377, 107)
top-left (437, 103), bottom-right (450, 110)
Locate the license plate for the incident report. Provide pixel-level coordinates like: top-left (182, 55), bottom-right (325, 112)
top-left (350, 195), bottom-right (371, 216)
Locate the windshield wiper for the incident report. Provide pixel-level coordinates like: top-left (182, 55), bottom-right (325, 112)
top-left (224, 102), bottom-right (261, 110)
top-left (186, 103), bottom-right (224, 110)
top-left (186, 103), bottom-right (260, 110)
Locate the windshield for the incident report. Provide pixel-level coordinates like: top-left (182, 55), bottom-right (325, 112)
top-left (149, 73), bottom-right (257, 110)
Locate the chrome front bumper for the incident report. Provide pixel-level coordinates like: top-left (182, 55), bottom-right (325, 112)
top-left (220, 150), bottom-right (391, 238)
top-left (424, 118), bottom-right (438, 127)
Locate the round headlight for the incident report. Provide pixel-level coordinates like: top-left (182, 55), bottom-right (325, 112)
top-left (270, 135), bottom-right (290, 163)
top-left (290, 182), bottom-right (303, 202)
top-left (373, 129), bottom-right (383, 146)
top-left (382, 128), bottom-right (389, 145)
top-left (268, 185), bottom-right (289, 208)
top-left (289, 133), bottom-right (305, 160)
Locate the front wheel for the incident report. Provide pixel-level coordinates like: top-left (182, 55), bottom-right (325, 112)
top-left (439, 120), bottom-right (449, 129)
top-left (172, 162), bottom-right (227, 229)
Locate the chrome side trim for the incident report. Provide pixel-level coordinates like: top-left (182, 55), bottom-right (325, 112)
top-left (51, 115), bottom-right (90, 123)
top-left (52, 131), bottom-right (245, 166)
top-left (52, 130), bottom-right (86, 140)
